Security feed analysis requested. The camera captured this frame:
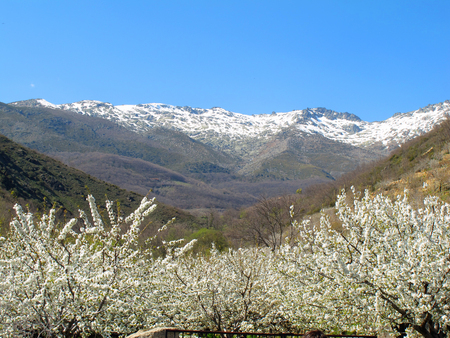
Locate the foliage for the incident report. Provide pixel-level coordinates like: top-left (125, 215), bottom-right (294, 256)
top-left (186, 228), bottom-right (230, 254)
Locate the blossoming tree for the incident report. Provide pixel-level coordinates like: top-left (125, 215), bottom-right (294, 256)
top-left (3, 188), bottom-right (450, 338)
top-left (0, 195), bottom-right (159, 337)
top-left (281, 189), bottom-right (450, 338)
top-left (151, 243), bottom-right (296, 332)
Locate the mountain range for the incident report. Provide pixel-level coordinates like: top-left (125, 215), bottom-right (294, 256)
top-left (3, 98), bottom-right (449, 210)
top-left (19, 99), bottom-right (450, 155)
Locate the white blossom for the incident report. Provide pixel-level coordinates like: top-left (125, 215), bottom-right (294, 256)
top-left (0, 195), bottom-right (161, 337)
top-left (2, 189), bottom-right (450, 338)
top-left (280, 189), bottom-right (450, 337)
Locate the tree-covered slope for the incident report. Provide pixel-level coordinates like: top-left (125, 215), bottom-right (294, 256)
top-left (0, 133), bottom-right (142, 218)
top-left (49, 151), bottom-right (257, 210)
top-left (0, 133), bottom-right (204, 243)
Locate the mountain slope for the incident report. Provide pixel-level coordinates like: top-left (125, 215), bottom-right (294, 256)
top-left (49, 151), bottom-right (257, 209)
top-left (0, 102), bottom-right (253, 209)
top-left (239, 128), bottom-right (381, 179)
top-left (0, 102), bottom-right (234, 170)
top-left (16, 99), bottom-right (449, 157)
top-left (0, 133), bottom-right (142, 218)
top-left (13, 98), bottom-right (448, 175)
top-left (287, 117), bottom-right (450, 218)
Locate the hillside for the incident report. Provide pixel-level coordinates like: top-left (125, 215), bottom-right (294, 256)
top-left (0, 134), bottom-right (203, 242)
top-left (0, 102), bottom-right (234, 170)
top-left (0, 101), bottom-right (349, 209)
top-left (368, 118), bottom-right (450, 202)
top-left (293, 117), bottom-right (450, 218)
top-left (0, 134), bottom-right (138, 227)
top-left (48, 151), bottom-right (258, 210)
top-left (0, 102), bottom-right (256, 209)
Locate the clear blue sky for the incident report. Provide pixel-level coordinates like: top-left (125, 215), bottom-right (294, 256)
top-left (1, 0), bottom-right (449, 121)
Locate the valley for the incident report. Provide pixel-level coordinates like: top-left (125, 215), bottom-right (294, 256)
top-left (3, 99), bottom-right (449, 210)
top-left (2, 98), bottom-right (450, 337)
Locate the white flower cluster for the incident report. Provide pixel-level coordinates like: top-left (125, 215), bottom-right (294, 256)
top-left (0, 195), bottom-right (159, 337)
top-left (280, 188), bottom-right (450, 337)
top-left (152, 245), bottom-right (288, 332)
top-left (2, 190), bottom-right (450, 338)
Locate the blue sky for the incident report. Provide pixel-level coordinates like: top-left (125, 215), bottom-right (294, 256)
top-left (1, 0), bottom-right (449, 121)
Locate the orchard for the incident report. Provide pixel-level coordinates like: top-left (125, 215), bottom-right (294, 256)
top-left (1, 189), bottom-right (450, 338)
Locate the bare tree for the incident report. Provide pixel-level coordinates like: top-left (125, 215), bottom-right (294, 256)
top-left (244, 195), bottom-right (295, 250)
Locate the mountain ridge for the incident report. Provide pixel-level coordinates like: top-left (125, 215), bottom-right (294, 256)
top-left (12, 98), bottom-right (449, 158)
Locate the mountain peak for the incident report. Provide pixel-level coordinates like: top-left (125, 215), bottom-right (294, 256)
top-left (10, 98), bottom-right (56, 108)
top-left (298, 107), bottom-right (362, 122)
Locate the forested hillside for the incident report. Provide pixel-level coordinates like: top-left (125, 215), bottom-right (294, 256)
top-left (0, 134), bottom-right (201, 240)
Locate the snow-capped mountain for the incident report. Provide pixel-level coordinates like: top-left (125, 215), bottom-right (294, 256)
top-left (4, 98), bottom-right (450, 209)
top-left (18, 98), bottom-right (450, 157)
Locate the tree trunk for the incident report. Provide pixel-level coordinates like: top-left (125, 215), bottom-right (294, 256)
top-left (395, 315), bottom-right (447, 338)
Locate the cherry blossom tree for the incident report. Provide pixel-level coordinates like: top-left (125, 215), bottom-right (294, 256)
top-left (152, 244), bottom-right (292, 332)
top-left (280, 189), bottom-right (450, 338)
top-left (0, 195), bottom-right (160, 337)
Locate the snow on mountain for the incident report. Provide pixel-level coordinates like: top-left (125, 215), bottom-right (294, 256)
top-left (335, 102), bottom-right (450, 150)
top-left (35, 98), bottom-right (58, 108)
top-left (10, 99), bottom-right (450, 155)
